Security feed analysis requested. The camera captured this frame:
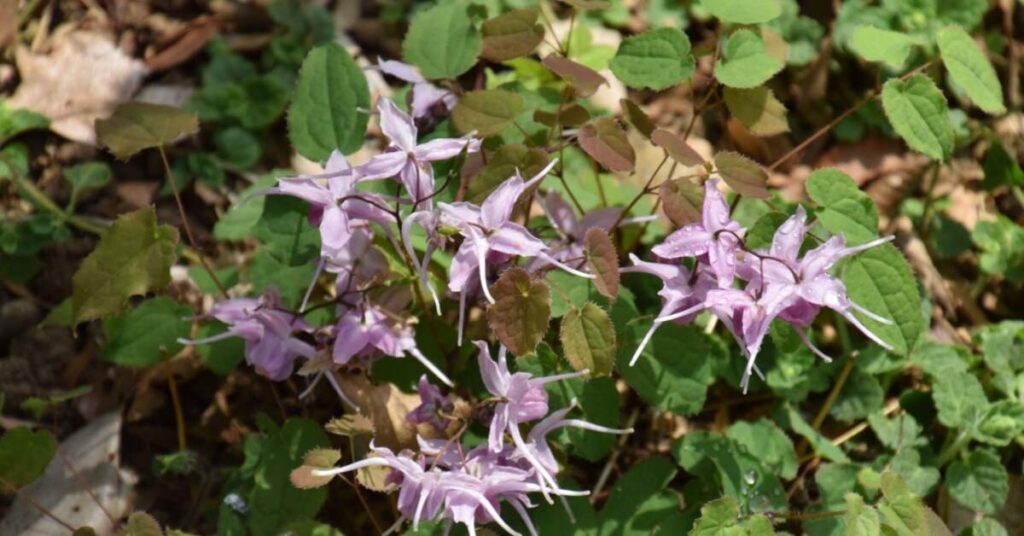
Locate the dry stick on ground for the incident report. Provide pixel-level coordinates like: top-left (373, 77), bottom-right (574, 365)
top-left (157, 145), bottom-right (230, 299)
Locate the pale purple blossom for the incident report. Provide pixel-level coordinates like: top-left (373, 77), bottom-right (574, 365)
top-left (407, 375), bottom-right (454, 431)
top-left (377, 59), bottom-right (458, 121)
top-left (356, 97), bottom-right (480, 208)
top-left (178, 288), bottom-right (314, 381)
top-left (333, 304), bottom-right (453, 386)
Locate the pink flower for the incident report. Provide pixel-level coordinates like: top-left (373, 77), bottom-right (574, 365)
top-left (377, 59), bottom-right (458, 121)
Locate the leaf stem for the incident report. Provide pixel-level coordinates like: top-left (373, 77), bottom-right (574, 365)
top-left (168, 372), bottom-right (187, 452)
top-left (936, 429), bottom-right (970, 466)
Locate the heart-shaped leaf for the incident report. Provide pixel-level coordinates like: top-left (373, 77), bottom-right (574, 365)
top-left (584, 228), bottom-right (619, 299)
top-left (651, 129), bottom-right (704, 166)
top-left (402, 2), bottom-right (481, 80)
top-left (714, 30), bottom-right (784, 89)
top-left (487, 267), bottom-right (551, 356)
top-left (542, 55), bottom-right (607, 98)
top-left (660, 177), bottom-right (705, 226)
top-left (481, 8), bottom-right (544, 62)
top-left (96, 102), bottom-right (198, 160)
top-left (713, 151), bottom-right (769, 198)
top-left (723, 86), bottom-right (790, 136)
top-left (452, 89), bottom-right (524, 137)
top-left (578, 117), bottom-right (635, 173)
top-left (561, 302), bottom-right (616, 377)
top-left (610, 27), bottom-right (695, 90)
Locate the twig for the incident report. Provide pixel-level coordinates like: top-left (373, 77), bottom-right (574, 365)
top-left (157, 146), bottom-right (229, 298)
top-left (590, 405), bottom-right (640, 503)
top-left (167, 373), bottom-right (187, 452)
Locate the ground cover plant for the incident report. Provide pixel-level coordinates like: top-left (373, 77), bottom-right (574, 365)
top-left (0, 0), bottom-right (1022, 535)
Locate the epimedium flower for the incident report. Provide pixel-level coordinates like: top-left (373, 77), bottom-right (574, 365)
top-left (377, 59), bottom-right (458, 121)
top-left (333, 303), bottom-right (453, 386)
top-left (651, 177), bottom-right (745, 287)
top-left (178, 288), bottom-right (314, 381)
top-left (406, 374), bottom-right (455, 432)
top-left (356, 97), bottom-right (481, 209)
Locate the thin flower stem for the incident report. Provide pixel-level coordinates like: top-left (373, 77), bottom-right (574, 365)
top-left (168, 373), bottom-right (187, 452)
top-left (813, 353), bottom-right (855, 433)
top-left (611, 153), bottom-right (668, 230)
top-left (0, 153), bottom-right (110, 235)
top-left (157, 145), bottom-right (229, 299)
top-left (590, 405), bottom-right (640, 503)
top-left (936, 429), bottom-right (971, 466)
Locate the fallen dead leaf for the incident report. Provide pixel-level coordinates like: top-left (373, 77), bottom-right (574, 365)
top-left (336, 373), bottom-right (445, 450)
top-left (9, 30), bottom-right (149, 144)
top-left (144, 17), bottom-right (220, 72)
top-left (0, 0), bottom-right (17, 49)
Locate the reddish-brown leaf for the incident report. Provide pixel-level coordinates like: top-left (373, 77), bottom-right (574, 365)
top-left (660, 177), bottom-right (706, 226)
top-left (651, 129), bottom-right (705, 167)
top-left (542, 56), bottom-right (607, 98)
top-left (584, 229), bottom-right (619, 299)
top-left (578, 117), bottom-right (635, 173)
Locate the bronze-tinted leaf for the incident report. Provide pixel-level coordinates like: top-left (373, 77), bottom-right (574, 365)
top-left (651, 129), bottom-right (704, 166)
top-left (487, 267), bottom-right (551, 356)
top-left (620, 99), bottom-right (654, 138)
top-left (584, 228), bottom-right (619, 299)
top-left (116, 512), bottom-right (162, 536)
top-left (357, 462), bottom-right (397, 492)
top-left (723, 86), bottom-right (789, 137)
top-left (303, 448), bottom-right (341, 468)
top-left (481, 9), bottom-right (544, 62)
top-left (468, 144), bottom-right (549, 203)
top-left (713, 151), bottom-right (769, 198)
top-left (560, 303), bottom-right (616, 377)
top-left (336, 373), bottom-right (436, 449)
top-left (542, 55), bottom-right (607, 98)
top-left (578, 117), bottom-right (635, 173)
top-left (290, 465), bottom-right (334, 489)
top-left (96, 102), bottom-right (199, 160)
top-left (659, 177), bottom-right (705, 226)
top-left (452, 89), bottom-right (524, 137)
top-left (325, 414), bottom-right (374, 437)
top-left (533, 104), bottom-right (590, 128)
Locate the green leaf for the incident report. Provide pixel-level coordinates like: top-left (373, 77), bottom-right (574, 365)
top-left (845, 493), bottom-right (881, 536)
top-left (784, 405), bottom-right (850, 462)
top-left (214, 126), bottom-right (262, 169)
top-left (725, 419), bottom-right (797, 479)
top-left (597, 457), bottom-right (679, 536)
top-left (701, 0), bottom-right (782, 24)
top-left (878, 472), bottom-right (926, 535)
top-left (714, 151), bottom-right (770, 198)
top-left (467, 144), bottom-right (548, 203)
top-left (195, 322), bottom-right (245, 374)
top-left (868, 411), bottom-right (925, 450)
top-left (746, 212), bottom-right (790, 250)
top-left (841, 243), bottom-right (925, 355)
top-left (561, 303), bottom-right (616, 377)
top-left (852, 26), bottom-right (915, 68)
top-left (947, 450), bottom-right (1009, 514)
top-left (981, 142), bottom-right (1024, 190)
top-left (609, 27), bottom-right (695, 90)
top-left (402, 2), bottom-right (481, 80)
top-left (932, 371), bottom-right (987, 429)
top-left (881, 75), bottom-right (954, 160)
top-left (0, 102), bottom-right (49, 143)
top-left (960, 518), bottom-right (1009, 536)
top-left (830, 368), bottom-right (884, 422)
top-left (723, 86), bottom-right (790, 137)
top-left (0, 427), bottom-right (57, 489)
top-left (118, 512), bottom-right (163, 536)
top-left (690, 496), bottom-right (741, 535)
top-left (248, 418), bottom-right (330, 535)
top-left (71, 208), bottom-right (179, 325)
top-left (617, 322), bottom-right (715, 415)
top-left (99, 297), bottom-right (192, 368)
top-left (578, 117), bottom-right (635, 173)
top-left (890, 448), bottom-right (940, 498)
top-left (486, 267), bottom-right (550, 356)
top-left (973, 400), bottom-right (1024, 447)
top-left (64, 162), bottom-right (112, 209)
top-left (583, 229), bottom-right (619, 300)
top-left (287, 43), bottom-right (370, 162)
top-left (910, 341), bottom-right (969, 378)
top-left (96, 102), bottom-right (199, 160)
top-left (214, 174), bottom-right (279, 240)
top-left (480, 8), bottom-right (543, 62)
top-left (937, 25), bottom-right (1005, 114)
top-left (714, 30), bottom-right (785, 89)
top-left (971, 215), bottom-right (1024, 283)
top-left (451, 89), bottom-right (524, 137)
top-left (254, 195), bottom-right (321, 266)
top-left (249, 249), bottom-right (318, 308)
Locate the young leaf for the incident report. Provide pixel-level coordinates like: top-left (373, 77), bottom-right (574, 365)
top-left (620, 99), bottom-right (655, 138)
top-left (723, 86), bottom-right (790, 136)
top-left (805, 168), bottom-right (879, 245)
top-left (288, 43), bottom-right (370, 162)
top-left (852, 26), bottom-right (915, 68)
top-left (878, 472), bottom-right (926, 535)
top-left (486, 267), bottom-right (551, 356)
top-left (542, 56), bottom-right (607, 98)
top-left (96, 102), bottom-right (199, 160)
top-left (118, 512), bottom-right (163, 536)
top-left (651, 129), bottom-right (704, 167)
top-left (451, 89), bottom-right (524, 137)
top-left (881, 74), bottom-right (954, 160)
top-left (578, 117), bottom-right (635, 173)
top-left (0, 427), bottom-right (57, 489)
top-left (937, 25), bottom-right (1005, 114)
top-left (701, 0), bottom-right (782, 24)
top-left (0, 102), bottom-right (49, 143)
top-left (973, 400), bottom-right (1024, 447)
top-left (64, 162), bottom-right (112, 209)
top-left (609, 27), bottom-right (695, 90)
top-left (844, 493), bottom-right (881, 536)
top-left (467, 144), bottom-right (549, 203)
top-left (583, 229), bottom-right (619, 299)
top-left (71, 208), bottom-right (179, 325)
top-left (932, 371), bottom-right (988, 429)
top-left (690, 496), bottom-right (741, 535)
top-left (99, 297), bottom-right (192, 368)
top-left (713, 151), bottom-right (769, 198)
top-left (714, 30), bottom-right (785, 89)
top-left (659, 177), bottom-right (705, 226)
top-left (561, 302), bottom-right (616, 377)
top-left (947, 450), bottom-right (1009, 514)
top-left (402, 2), bottom-right (482, 80)
top-left (842, 243), bottom-right (924, 355)
top-left (481, 8), bottom-right (544, 62)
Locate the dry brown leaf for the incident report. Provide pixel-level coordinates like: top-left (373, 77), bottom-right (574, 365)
top-left (0, 0), bottom-right (17, 49)
top-left (336, 373), bottom-right (440, 450)
top-left (9, 31), bottom-right (149, 144)
top-left (145, 17), bottom-right (220, 72)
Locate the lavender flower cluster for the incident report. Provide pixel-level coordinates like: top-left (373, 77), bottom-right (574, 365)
top-left (179, 59), bottom-right (895, 535)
